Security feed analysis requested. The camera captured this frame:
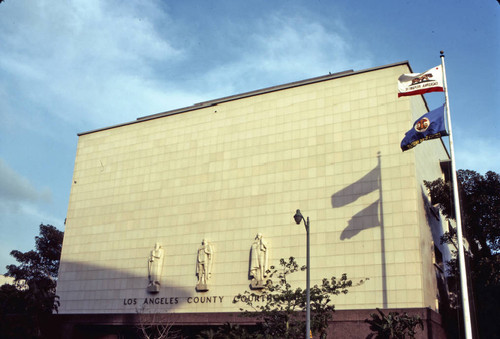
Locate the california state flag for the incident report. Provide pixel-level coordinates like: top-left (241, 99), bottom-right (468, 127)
top-left (398, 65), bottom-right (444, 97)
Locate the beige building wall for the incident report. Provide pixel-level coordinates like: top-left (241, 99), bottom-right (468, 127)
top-left (56, 62), bottom-right (450, 315)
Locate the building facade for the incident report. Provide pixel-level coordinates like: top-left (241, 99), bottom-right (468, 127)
top-left (55, 61), bottom-right (452, 338)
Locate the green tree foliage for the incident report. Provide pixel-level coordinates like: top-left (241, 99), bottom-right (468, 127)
top-left (7, 224), bottom-right (63, 283)
top-left (1, 224), bottom-right (64, 338)
top-left (365, 308), bottom-right (423, 339)
top-left (196, 323), bottom-right (256, 339)
top-left (424, 170), bottom-right (500, 338)
top-left (233, 257), bottom-right (366, 339)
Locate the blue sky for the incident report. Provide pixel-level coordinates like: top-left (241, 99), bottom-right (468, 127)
top-left (0, 0), bottom-right (498, 272)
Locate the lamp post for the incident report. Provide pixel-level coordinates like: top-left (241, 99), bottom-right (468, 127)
top-left (294, 209), bottom-right (310, 339)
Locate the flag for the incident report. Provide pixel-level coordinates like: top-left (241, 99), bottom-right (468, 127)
top-left (401, 104), bottom-right (448, 151)
top-left (398, 65), bottom-right (444, 97)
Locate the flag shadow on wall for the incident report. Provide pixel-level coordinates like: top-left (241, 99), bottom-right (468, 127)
top-left (331, 153), bottom-right (387, 307)
top-left (339, 200), bottom-right (380, 240)
top-left (331, 158), bottom-right (381, 240)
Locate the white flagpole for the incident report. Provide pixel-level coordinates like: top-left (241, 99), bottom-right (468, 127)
top-left (440, 50), bottom-right (473, 339)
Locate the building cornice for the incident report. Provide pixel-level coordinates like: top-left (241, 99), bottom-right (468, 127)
top-left (78, 61), bottom-right (410, 136)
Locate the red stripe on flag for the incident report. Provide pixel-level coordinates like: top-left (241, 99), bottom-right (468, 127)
top-left (398, 87), bottom-right (444, 97)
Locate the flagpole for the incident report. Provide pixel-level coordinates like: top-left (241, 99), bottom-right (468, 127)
top-left (440, 50), bottom-right (473, 339)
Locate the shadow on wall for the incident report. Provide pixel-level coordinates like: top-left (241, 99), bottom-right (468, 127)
top-left (330, 152), bottom-right (387, 308)
top-left (53, 258), bottom-right (197, 338)
top-left (420, 187), bottom-right (453, 318)
top-left (339, 200), bottom-right (380, 240)
top-left (56, 259), bottom-right (195, 313)
top-left (331, 154), bottom-right (381, 240)
top-left (420, 187), bottom-right (444, 244)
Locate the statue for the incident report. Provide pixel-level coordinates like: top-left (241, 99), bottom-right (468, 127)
top-left (196, 239), bottom-right (213, 291)
top-left (147, 243), bottom-right (164, 293)
top-left (250, 233), bottom-right (269, 289)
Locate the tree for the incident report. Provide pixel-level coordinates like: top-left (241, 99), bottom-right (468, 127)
top-left (233, 257), bottom-right (366, 338)
top-left (424, 170), bottom-right (500, 338)
top-left (196, 323), bottom-right (255, 339)
top-left (1, 224), bottom-right (64, 338)
top-left (365, 308), bottom-right (423, 339)
top-left (135, 304), bottom-right (181, 339)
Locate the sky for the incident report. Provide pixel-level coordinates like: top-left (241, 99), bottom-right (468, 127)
top-left (0, 0), bottom-right (498, 272)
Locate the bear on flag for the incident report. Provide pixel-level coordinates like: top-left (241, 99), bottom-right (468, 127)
top-left (398, 65), bottom-right (444, 97)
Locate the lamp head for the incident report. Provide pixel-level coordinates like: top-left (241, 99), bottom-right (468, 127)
top-left (293, 209), bottom-right (303, 225)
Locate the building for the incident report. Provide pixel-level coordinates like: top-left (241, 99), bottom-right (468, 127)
top-left (0, 275), bottom-right (27, 290)
top-left (55, 61), bottom-right (452, 338)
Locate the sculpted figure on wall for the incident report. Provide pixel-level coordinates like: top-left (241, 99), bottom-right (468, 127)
top-left (250, 233), bottom-right (269, 289)
top-left (196, 239), bottom-right (213, 291)
top-left (147, 242), bottom-right (164, 293)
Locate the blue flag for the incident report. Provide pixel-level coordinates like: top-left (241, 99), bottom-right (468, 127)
top-left (401, 104), bottom-right (448, 151)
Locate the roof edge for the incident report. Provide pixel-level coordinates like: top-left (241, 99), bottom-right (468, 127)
top-left (78, 60), bottom-right (410, 136)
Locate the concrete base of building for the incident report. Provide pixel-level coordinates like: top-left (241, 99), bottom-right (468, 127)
top-left (49, 307), bottom-right (447, 338)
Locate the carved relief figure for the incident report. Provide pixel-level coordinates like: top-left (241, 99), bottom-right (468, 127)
top-left (196, 239), bottom-right (213, 291)
top-left (250, 233), bottom-right (269, 289)
top-left (147, 243), bottom-right (164, 293)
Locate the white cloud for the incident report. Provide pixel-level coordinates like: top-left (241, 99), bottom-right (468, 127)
top-left (0, 0), bottom-right (185, 128)
top-left (1, 1), bottom-right (373, 131)
top-left (0, 159), bottom-right (52, 213)
top-left (14, 204), bottom-right (62, 228)
top-left (187, 13), bottom-right (372, 101)
top-left (251, 15), bottom-right (355, 74)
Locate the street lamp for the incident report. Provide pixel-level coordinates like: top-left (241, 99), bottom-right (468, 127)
top-left (294, 209), bottom-right (310, 339)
